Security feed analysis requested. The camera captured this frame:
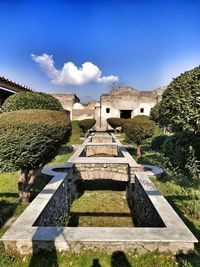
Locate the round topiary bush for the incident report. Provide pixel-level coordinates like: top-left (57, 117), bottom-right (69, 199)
top-left (123, 117), bottom-right (156, 158)
top-left (106, 117), bottom-right (124, 131)
top-left (78, 119), bottom-right (96, 133)
top-left (0, 109), bottom-right (71, 202)
top-left (133, 115), bottom-right (150, 120)
top-left (157, 66), bottom-right (200, 135)
top-left (151, 135), bottom-right (168, 151)
top-left (2, 91), bottom-right (63, 112)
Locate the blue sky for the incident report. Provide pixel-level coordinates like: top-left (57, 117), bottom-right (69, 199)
top-left (0, 0), bottom-right (200, 102)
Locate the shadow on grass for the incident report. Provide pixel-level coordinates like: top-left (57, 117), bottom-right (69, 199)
top-left (176, 250), bottom-right (200, 267)
top-left (78, 179), bottom-right (127, 191)
top-left (56, 144), bottom-right (73, 156)
top-left (28, 228), bottom-right (68, 267)
top-left (0, 200), bottom-right (18, 229)
top-left (91, 258), bottom-right (102, 267)
top-left (28, 247), bottom-right (58, 267)
top-left (0, 192), bottom-right (18, 198)
top-left (111, 251), bottom-right (131, 267)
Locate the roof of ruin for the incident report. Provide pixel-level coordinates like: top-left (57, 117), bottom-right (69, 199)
top-left (153, 86), bottom-right (167, 95)
top-left (101, 86), bottom-right (166, 98)
top-left (51, 93), bottom-right (80, 103)
top-left (0, 76), bottom-right (33, 92)
top-left (109, 86), bottom-right (139, 95)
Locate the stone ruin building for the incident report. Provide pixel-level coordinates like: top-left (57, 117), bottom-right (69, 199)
top-left (52, 86), bottom-right (165, 130)
top-left (0, 76), bottom-right (165, 130)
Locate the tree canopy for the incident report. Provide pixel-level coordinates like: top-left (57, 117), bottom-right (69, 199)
top-left (156, 66), bottom-right (200, 135)
top-left (123, 117), bottom-right (156, 157)
top-left (0, 109), bottom-right (71, 202)
top-left (106, 117), bottom-right (124, 130)
top-left (2, 91), bottom-right (63, 112)
top-left (78, 119), bottom-right (96, 133)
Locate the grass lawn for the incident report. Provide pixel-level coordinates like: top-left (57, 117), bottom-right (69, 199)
top-left (66, 190), bottom-right (133, 227)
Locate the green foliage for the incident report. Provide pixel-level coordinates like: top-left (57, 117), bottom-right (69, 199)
top-left (162, 133), bottom-right (190, 168)
top-left (157, 66), bottom-right (200, 135)
top-left (133, 115), bottom-right (150, 120)
top-left (123, 117), bottom-right (156, 145)
top-left (150, 102), bottom-right (161, 123)
top-left (0, 109), bottom-right (71, 172)
top-left (162, 132), bottom-right (200, 176)
top-left (151, 135), bottom-right (168, 151)
top-left (106, 117), bottom-right (124, 129)
top-left (78, 119), bottom-right (96, 133)
top-left (2, 92), bottom-right (63, 112)
top-left (185, 146), bottom-right (200, 184)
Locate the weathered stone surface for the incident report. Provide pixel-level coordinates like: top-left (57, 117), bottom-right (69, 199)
top-left (91, 136), bottom-right (114, 143)
top-left (85, 143), bottom-right (119, 157)
top-left (74, 163), bottom-right (129, 181)
top-left (126, 179), bottom-right (165, 227)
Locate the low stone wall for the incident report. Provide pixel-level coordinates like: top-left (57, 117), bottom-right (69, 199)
top-left (74, 163), bottom-right (129, 181)
top-left (34, 169), bottom-right (77, 227)
top-left (126, 179), bottom-right (165, 227)
top-left (91, 136), bottom-right (114, 143)
top-left (1, 133), bottom-right (197, 255)
top-left (85, 144), bottom-right (118, 157)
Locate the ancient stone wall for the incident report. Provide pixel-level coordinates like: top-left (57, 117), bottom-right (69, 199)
top-left (74, 163), bottom-right (129, 181)
top-left (85, 144), bottom-right (118, 157)
top-left (91, 135), bottom-right (114, 143)
top-left (72, 108), bottom-right (95, 120)
top-left (99, 86), bottom-right (164, 130)
top-left (126, 178), bottom-right (165, 227)
top-left (34, 169), bottom-right (77, 227)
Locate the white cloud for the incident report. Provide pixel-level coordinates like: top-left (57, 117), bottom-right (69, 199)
top-left (31, 53), bottom-right (119, 86)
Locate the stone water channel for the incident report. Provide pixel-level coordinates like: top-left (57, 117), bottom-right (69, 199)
top-left (1, 132), bottom-right (197, 255)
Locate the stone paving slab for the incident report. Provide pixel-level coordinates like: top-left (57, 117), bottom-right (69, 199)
top-left (74, 157), bottom-right (129, 164)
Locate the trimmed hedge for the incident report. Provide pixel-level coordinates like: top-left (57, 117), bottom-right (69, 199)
top-left (106, 117), bottom-right (124, 129)
top-left (124, 118), bottom-right (156, 145)
top-left (133, 115), bottom-right (150, 120)
top-left (2, 92), bottom-right (63, 112)
top-left (123, 117), bottom-right (156, 157)
top-left (78, 119), bottom-right (96, 133)
top-left (0, 109), bottom-right (71, 172)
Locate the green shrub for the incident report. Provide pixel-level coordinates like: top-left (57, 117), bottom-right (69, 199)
top-left (156, 66), bottom-right (200, 135)
top-left (0, 109), bottom-right (71, 202)
top-left (151, 135), bottom-right (168, 151)
top-left (106, 117), bottom-right (124, 130)
top-left (2, 92), bottom-right (63, 112)
top-left (78, 119), bottom-right (96, 133)
top-left (162, 132), bottom-right (200, 169)
top-left (150, 103), bottom-right (160, 123)
top-left (123, 117), bottom-right (156, 158)
top-left (133, 115), bottom-right (150, 120)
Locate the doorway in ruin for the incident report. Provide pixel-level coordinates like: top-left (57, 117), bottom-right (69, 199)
top-left (120, 110), bottom-right (132, 119)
